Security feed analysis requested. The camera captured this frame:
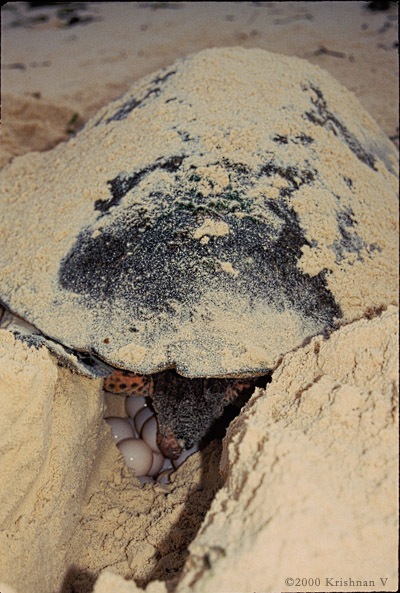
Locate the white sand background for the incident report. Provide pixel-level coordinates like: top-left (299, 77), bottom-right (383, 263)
top-left (0, 2), bottom-right (398, 593)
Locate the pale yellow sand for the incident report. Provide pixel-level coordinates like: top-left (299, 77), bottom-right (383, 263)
top-left (0, 3), bottom-right (398, 593)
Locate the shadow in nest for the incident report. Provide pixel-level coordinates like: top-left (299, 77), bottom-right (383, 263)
top-left (60, 565), bottom-right (96, 593)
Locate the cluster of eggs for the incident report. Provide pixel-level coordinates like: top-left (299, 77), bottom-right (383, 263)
top-left (105, 395), bottom-right (198, 484)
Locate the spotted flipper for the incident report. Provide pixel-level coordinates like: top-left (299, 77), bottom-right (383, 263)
top-left (104, 370), bottom-right (154, 396)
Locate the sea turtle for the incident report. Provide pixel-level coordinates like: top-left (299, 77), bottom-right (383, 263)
top-left (102, 367), bottom-right (264, 458)
top-left (0, 47), bottom-right (398, 459)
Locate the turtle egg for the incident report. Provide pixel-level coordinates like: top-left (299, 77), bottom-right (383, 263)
top-left (106, 417), bottom-right (135, 444)
top-left (148, 452), bottom-right (165, 476)
top-left (117, 438), bottom-right (153, 476)
top-left (172, 444), bottom-right (199, 468)
top-left (141, 416), bottom-right (160, 452)
top-left (162, 457), bottom-right (174, 471)
top-left (157, 469), bottom-right (174, 485)
top-left (134, 406), bottom-right (154, 434)
top-left (126, 395), bottom-right (146, 417)
top-left (126, 417), bottom-right (139, 438)
top-left (137, 476), bottom-right (155, 486)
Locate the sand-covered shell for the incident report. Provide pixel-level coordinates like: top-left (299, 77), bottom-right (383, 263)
top-left (0, 47), bottom-right (398, 377)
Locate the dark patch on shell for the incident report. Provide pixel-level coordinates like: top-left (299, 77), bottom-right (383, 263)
top-left (343, 176), bottom-right (353, 189)
top-left (96, 69), bottom-right (177, 126)
top-left (260, 161), bottom-right (317, 197)
top-left (272, 133), bottom-right (314, 146)
top-left (272, 134), bottom-right (289, 144)
top-left (303, 83), bottom-right (377, 170)
top-left (59, 158), bottom-right (342, 331)
top-left (333, 206), bottom-right (380, 263)
top-left (95, 155), bottom-right (185, 212)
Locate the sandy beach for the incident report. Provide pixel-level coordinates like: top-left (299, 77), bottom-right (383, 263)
top-left (0, 3), bottom-right (398, 593)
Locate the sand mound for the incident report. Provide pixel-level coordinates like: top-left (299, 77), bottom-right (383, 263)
top-left (0, 327), bottom-right (105, 593)
top-left (0, 307), bottom-right (397, 592)
top-left (0, 94), bottom-right (84, 168)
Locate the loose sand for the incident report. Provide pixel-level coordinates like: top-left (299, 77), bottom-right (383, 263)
top-left (0, 3), bottom-right (398, 593)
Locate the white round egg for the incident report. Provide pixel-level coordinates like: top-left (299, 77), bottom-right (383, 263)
top-left (106, 417), bottom-right (135, 444)
top-left (126, 416), bottom-right (139, 438)
top-left (148, 452), bottom-right (165, 476)
top-left (137, 476), bottom-right (155, 486)
top-left (156, 469), bottom-right (174, 485)
top-left (134, 406), bottom-right (154, 434)
top-left (162, 457), bottom-right (174, 471)
top-left (126, 395), bottom-right (147, 418)
top-left (117, 438), bottom-right (153, 476)
top-left (141, 416), bottom-right (160, 453)
top-left (172, 444), bottom-right (199, 468)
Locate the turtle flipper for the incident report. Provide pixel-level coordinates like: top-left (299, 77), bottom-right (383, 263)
top-left (0, 309), bottom-right (113, 378)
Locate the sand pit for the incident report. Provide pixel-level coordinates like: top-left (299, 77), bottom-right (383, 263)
top-left (94, 307), bottom-right (399, 593)
top-left (0, 3), bottom-right (398, 593)
top-left (0, 306), bottom-right (398, 593)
